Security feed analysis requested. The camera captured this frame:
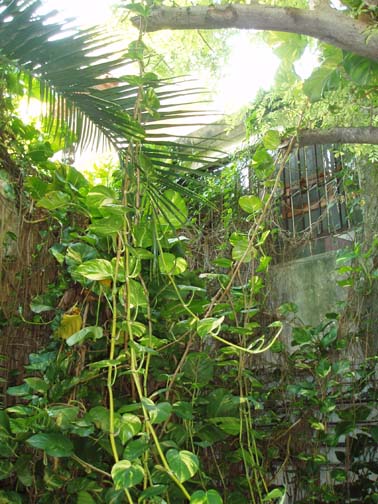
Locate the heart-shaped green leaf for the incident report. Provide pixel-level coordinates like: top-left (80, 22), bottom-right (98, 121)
top-left (26, 433), bottom-right (73, 457)
top-left (111, 460), bottom-right (144, 489)
top-left (166, 449), bottom-right (199, 483)
top-left (76, 259), bottom-right (113, 280)
top-left (190, 489), bottom-right (223, 504)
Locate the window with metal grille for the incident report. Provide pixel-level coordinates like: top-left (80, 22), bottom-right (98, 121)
top-left (281, 145), bottom-right (350, 239)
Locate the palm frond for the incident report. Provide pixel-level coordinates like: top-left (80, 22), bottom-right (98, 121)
top-left (0, 0), bottom-right (144, 150)
top-left (0, 0), bottom-right (225, 198)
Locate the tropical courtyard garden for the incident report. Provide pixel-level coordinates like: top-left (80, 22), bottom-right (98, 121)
top-left (1, 0), bottom-right (378, 502)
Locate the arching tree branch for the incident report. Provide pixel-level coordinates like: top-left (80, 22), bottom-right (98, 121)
top-left (187, 126), bottom-right (378, 168)
top-left (132, 4), bottom-right (378, 62)
top-left (297, 127), bottom-right (378, 146)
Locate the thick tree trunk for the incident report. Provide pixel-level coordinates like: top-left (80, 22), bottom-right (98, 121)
top-left (133, 4), bottom-right (378, 62)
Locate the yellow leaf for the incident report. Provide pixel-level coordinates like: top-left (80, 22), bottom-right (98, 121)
top-left (56, 309), bottom-right (82, 340)
top-left (99, 279), bottom-right (112, 288)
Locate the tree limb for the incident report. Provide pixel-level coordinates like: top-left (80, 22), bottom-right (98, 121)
top-left (132, 4), bottom-right (378, 62)
top-left (297, 127), bottom-right (378, 146)
top-left (186, 126), bottom-right (378, 170)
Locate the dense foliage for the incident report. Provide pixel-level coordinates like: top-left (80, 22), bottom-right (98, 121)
top-left (2, 0), bottom-right (378, 503)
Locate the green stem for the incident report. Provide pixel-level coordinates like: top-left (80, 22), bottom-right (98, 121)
top-left (108, 241), bottom-right (121, 463)
top-left (71, 454), bottom-right (111, 478)
top-left (155, 222), bottom-right (198, 320)
top-left (145, 418), bottom-right (192, 501)
top-left (108, 241), bottom-right (134, 504)
top-left (139, 275), bottom-right (153, 397)
top-left (211, 324), bottom-right (282, 355)
top-left (204, 129), bottom-right (300, 319)
top-left (129, 348), bottom-right (192, 501)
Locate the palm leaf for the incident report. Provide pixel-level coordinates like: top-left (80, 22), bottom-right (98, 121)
top-left (0, 0), bottom-right (145, 150)
top-left (0, 0), bottom-right (225, 203)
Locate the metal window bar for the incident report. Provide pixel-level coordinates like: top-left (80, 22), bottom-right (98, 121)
top-left (315, 145), bottom-right (325, 235)
top-left (323, 146), bottom-right (332, 231)
top-left (303, 147), bottom-right (313, 232)
top-left (335, 153), bottom-right (347, 230)
top-left (290, 153), bottom-right (297, 236)
top-left (280, 145), bottom-right (350, 240)
top-left (297, 147), bottom-right (305, 234)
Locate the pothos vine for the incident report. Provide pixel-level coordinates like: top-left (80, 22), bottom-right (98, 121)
top-left (0, 4), bottom-right (304, 504)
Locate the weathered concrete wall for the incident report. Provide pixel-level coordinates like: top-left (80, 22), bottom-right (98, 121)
top-left (268, 250), bottom-right (347, 329)
top-left (357, 162), bottom-right (378, 352)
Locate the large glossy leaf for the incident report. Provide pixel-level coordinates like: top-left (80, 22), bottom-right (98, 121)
top-left (172, 401), bottom-right (193, 420)
top-left (36, 190), bottom-right (71, 211)
top-left (88, 214), bottom-right (125, 236)
top-left (30, 295), bottom-right (54, 314)
top-left (0, 460), bottom-right (13, 481)
top-left (262, 487), bottom-right (286, 502)
top-left (14, 455), bottom-right (33, 487)
top-left (87, 406), bottom-right (110, 432)
top-left (133, 223), bottom-right (153, 248)
top-left (190, 490), bottom-right (223, 504)
top-left (262, 130), bottom-right (281, 150)
top-left (166, 449), bottom-right (199, 483)
top-left (182, 352), bottom-right (214, 386)
top-left (66, 326), bottom-right (103, 346)
top-left (343, 52), bottom-right (378, 86)
top-left (141, 398), bottom-right (172, 424)
top-left (158, 252), bottom-right (188, 275)
top-left (0, 491), bottom-right (22, 503)
top-left (57, 164), bottom-right (88, 188)
top-left (119, 280), bottom-right (148, 309)
top-left (76, 259), bottom-right (113, 281)
top-left (86, 186), bottom-right (117, 210)
top-left (206, 389), bottom-right (239, 418)
top-left (208, 417), bottom-right (240, 436)
top-left (197, 317), bottom-right (224, 339)
top-left (316, 358), bottom-right (332, 378)
top-left (320, 326), bottom-right (338, 349)
top-left (55, 311), bottom-right (82, 340)
top-left (138, 485), bottom-right (167, 502)
top-left (239, 195), bottom-right (263, 214)
top-left (111, 460), bottom-right (144, 489)
top-left (6, 383), bottom-right (31, 397)
top-left (48, 406), bottom-right (79, 429)
top-left (65, 243), bottom-right (99, 267)
top-left (229, 233), bottom-right (252, 263)
top-left (123, 434), bottom-right (150, 460)
top-left (26, 433), bottom-right (74, 457)
top-left (23, 377), bottom-right (48, 394)
top-left (303, 64), bottom-right (340, 102)
top-left (77, 491), bottom-right (96, 504)
top-left (117, 414), bottom-right (142, 444)
top-left (111, 256), bottom-right (141, 281)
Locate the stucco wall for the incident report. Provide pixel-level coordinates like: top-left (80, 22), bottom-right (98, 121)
top-left (268, 250), bottom-right (347, 329)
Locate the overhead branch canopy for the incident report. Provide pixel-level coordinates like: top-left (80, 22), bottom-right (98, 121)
top-left (132, 4), bottom-right (378, 62)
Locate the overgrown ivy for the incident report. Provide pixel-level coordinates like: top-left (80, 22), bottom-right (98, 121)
top-left (1, 2), bottom-right (378, 504)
